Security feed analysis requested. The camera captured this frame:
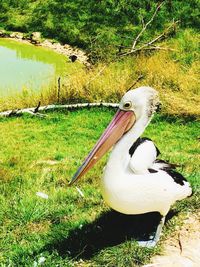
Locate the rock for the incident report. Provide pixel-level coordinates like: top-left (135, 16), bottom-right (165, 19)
top-left (64, 44), bottom-right (71, 49)
top-left (42, 39), bottom-right (53, 48)
top-left (31, 32), bottom-right (41, 44)
top-left (0, 30), bottom-right (8, 37)
top-left (10, 32), bottom-right (24, 39)
top-left (53, 42), bottom-right (62, 51)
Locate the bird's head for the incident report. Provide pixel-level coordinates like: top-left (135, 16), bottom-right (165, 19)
top-left (69, 87), bottom-right (160, 185)
top-left (119, 86), bottom-right (159, 120)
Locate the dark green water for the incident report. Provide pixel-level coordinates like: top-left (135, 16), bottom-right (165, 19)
top-left (0, 38), bottom-right (77, 96)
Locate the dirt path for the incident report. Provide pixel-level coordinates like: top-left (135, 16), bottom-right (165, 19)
top-left (144, 212), bottom-right (200, 267)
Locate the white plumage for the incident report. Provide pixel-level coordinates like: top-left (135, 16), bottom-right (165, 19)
top-left (101, 143), bottom-right (191, 216)
top-left (129, 139), bottom-right (158, 174)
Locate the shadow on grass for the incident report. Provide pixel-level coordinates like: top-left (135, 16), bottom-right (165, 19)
top-left (45, 210), bottom-right (177, 260)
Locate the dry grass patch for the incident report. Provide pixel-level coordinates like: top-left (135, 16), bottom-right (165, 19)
top-left (26, 221), bottom-right (51, 234)
top-left (0, 34), bottom-right (199, 117)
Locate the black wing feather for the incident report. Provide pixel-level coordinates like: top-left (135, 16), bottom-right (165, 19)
top-left (129, 138), bottom-right (187, 186)
top-left (129, 137), bottom-right (160, 157)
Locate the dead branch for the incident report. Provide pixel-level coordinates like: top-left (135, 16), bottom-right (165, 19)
top-left (86, 65), bottom-right (107, 87)
top-left (144, 45), bottom-right (177, 51)
top-left (120, 45), bottom-right (176, 57)
top-left (146, 20), bottom-right (180, 47)
top-left (120, 20), bottom-right (179, 57)
top-left (34, 101), bottom-right (41, 113)
top-left (131, 2), bottom-right (165, 51)
top-left (178, 232), bottom-right (183, 254)
top-left (0, 102), bottom-right (119, 118)
top-left (127, 75), bottom-right (144, 91)
top-left (0, 108), bottom-right (46, 117)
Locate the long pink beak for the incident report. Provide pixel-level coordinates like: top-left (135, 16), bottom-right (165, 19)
top-left (69, 109), bottom-right (136, 185)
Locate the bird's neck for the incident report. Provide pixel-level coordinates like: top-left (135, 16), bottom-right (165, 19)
top-left (111, 113), bottom-right (152, 158)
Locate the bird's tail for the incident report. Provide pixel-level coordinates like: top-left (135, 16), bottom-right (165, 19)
top-left (176, 181), bottom-right (192, 201)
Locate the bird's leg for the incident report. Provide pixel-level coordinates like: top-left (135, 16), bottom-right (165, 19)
top-left (138, 216), bottom-right (166, 248)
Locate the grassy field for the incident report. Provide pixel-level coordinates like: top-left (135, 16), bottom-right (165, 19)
top-left (0, 108), bottom-right (199, 266)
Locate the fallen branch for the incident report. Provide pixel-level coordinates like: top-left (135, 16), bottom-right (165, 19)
top-left (144, 45), bottom-right (177, 51)
top-left (0, 102), bottom-right (119, 117)
top-left (144, 20), bottom-right (179, 47)
top-left (131, 2), bottom-right (165, 51)
top-left (120, 20), bottom-right (179, 57)
top-left (120, 45), bottom-right (176, 57)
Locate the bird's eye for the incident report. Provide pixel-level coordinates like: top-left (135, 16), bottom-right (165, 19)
top-left (123, 101), bottom-right (132, 109)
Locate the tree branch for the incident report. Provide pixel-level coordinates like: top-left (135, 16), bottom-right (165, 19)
top-left (120, 20), bottom-right (179, 57)
top-left (34, 101), bottom-right (41, 113)
top-left (127, 75), bottom-right (144, 91)
top-left (131, 2), bottom-right (165, 51)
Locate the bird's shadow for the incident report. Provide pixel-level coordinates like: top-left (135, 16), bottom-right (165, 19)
top-left (45, 210), bottom-right (177, 260)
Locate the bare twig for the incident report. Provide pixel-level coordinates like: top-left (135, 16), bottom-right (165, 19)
top-left (146, 20), bottom-right (180, 47)
top-left (57, 77), bottom-right (61, 103)
top-left (86, 65), bottom-right (107, 86)
top-left (34, 101), bottom-right (41, 113)
top-left (131, 2), bottom-right (165, 51)
top-left (178, 232), bottom-right (183, 254)
top-left (120, 45), bottom-right (176, 57)
top-left (142, 45), bottom-right (177, 52)
top-left (120, 20), bottom-right (179, 57)
top-left (127, 75), bottom-right (144, 91)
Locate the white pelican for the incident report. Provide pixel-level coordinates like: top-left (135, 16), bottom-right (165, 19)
top-left (69, 86), bottom-right (192, 247)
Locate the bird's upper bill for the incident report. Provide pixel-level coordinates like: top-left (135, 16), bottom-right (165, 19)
top-left (69, 109), bottom-right (136, 185)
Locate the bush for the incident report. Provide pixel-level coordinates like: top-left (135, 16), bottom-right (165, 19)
top-left (1, 0), bottom-right (200, 59)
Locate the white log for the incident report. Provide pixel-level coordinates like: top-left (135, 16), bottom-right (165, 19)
top-left (0, 102), bottom-right (119, 117)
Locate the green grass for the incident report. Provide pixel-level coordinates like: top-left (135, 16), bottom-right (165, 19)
top-left (0, 108), bottom-right (199, 266)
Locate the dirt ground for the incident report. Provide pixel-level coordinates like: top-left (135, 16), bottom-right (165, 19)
top-left (143, 212), bottom-right (200, 267)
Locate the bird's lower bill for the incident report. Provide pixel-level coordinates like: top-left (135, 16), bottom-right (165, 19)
top-left (69, 109), bottom-right (136, 185)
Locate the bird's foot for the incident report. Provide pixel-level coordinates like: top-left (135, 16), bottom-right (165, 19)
top-left (137, 239), bottom-right (157, 248)
top-left (137, 216), bottom-right (166, 248)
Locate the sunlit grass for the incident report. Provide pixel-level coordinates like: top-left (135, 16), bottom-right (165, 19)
top-left (0, 108), bottom-right (199, 266)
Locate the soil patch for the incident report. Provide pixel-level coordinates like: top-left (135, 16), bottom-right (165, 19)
top-left (144, 212), bottom-right (200, 267)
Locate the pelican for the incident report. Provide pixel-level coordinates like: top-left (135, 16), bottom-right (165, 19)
top-left (69, 86), bottom-right (192, 247)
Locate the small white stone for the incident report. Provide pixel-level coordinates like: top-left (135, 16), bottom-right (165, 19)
top-left (79, 224), bottom-right (83, 229)
top-left (36, 192), bottom-right (49, 199)
top-left (38, 256), bottom-right (46, 265)
top-left (75, 187), bottom-right (84, 198)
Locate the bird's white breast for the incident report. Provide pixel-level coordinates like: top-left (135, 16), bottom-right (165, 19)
top-left (101, 152), bottom-right (191, 216)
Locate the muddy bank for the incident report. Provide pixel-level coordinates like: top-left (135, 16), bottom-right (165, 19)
top-left (0, 30), bottom-right (90, 67)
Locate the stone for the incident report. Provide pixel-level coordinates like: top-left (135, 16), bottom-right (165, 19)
top-left (0, 30), bottom-right (7, 37)
top-left (31, 32), bottom-right (41, 44)
top-left (42, 39), bottom-right (53, 47)
top-left (10, 32), bottom-right (24, 39)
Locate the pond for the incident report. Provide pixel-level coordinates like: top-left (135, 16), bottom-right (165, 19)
top-left (0, 38), bottom-right (77, 97)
